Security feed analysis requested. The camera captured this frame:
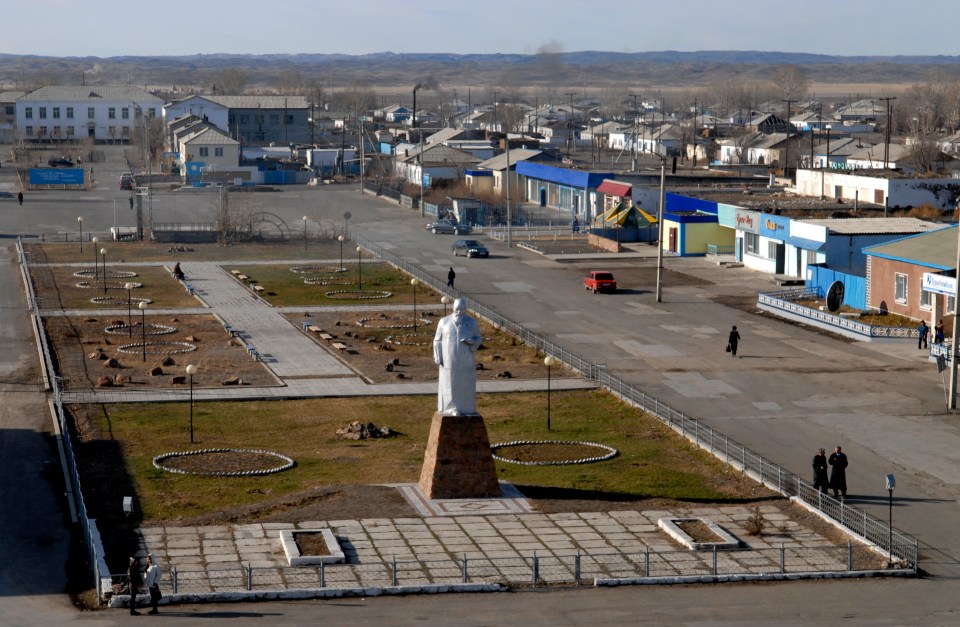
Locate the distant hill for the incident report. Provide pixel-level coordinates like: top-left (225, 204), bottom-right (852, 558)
top-left (1, 50), bottom-right (957, 94)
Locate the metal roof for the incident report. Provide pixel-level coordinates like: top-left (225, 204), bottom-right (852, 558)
top-left (803, 217), bottom-right (939, 235)
top-left (202, 95), bottom-right (309, 109)
top-left (19, 85), bottom-right (162, 103)
top-left (862, 225), bottom-right (958, 270)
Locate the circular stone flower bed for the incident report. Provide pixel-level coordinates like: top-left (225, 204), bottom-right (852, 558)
top-left (290, 265), bottom-right (346, 274)
top-left (491, 440), bottom-right (618, 465)
top-left (357, 315), bottom-right (432, 330)
top-left (90, 296), bottom-right (152, 306)
top-left (75, 281), bottom-right (143, 290)
top-left (116, 340), bottom-right (197, 355)
top-left (73, 269), bottom-right (139, 279)
top-left (153, 448), bottom-right (296, 476)
top-left (324, 290), bottom-right (392, 300)
top-left (105, 322), bottom-right (177, 335)
top-left (303, 277), bottom-right (354, 285)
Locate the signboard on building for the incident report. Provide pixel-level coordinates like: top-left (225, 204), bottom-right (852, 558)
top-left (29, 168), bottom-right (84, 186)
top-left (759, 213), bottom-right (790, 240)
top-left (734, 209), bottom-right (760, 234)
top-left (923, 272), bottom-right (957, 296)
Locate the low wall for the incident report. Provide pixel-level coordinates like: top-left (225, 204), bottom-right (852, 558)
top-left (587, 234), bottom-right (622, 253)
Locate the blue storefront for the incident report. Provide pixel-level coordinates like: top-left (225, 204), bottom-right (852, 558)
top-left (515, 161), bottom-right (613, 222)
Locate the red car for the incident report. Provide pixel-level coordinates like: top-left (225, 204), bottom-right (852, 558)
top-left (584, 271), bottom-right (617, 293)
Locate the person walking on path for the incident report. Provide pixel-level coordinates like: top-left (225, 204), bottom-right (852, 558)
top-left (918, 320), bottom-right (929, 349)
top-left (726, 325), bottom-right (741, 357)
top-left (936, 319), bottom-right (945, 344)
top-left (447, 267), bottom-right (456, 289)
top-left (143, 554), bottom-right (162, 615)
top-left (127, 555), bottom-right (143, 615)
top-left (17, 191), bottom-right (23, 206)
top-left (829, 446), bottom-right (849, 499)
top-left (812, 448), bottom-right (829, 494)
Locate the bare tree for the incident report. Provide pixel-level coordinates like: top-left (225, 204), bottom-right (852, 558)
top-left (214, 68), bottom-right (248, 95)
top-left (216, 189), bottom-right (261, 243)
top-left (769, 65), bottom-right (810, 103)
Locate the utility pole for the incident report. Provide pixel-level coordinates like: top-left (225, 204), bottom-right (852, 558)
top-left (692, 98), bottom-right (698, 167)
top-left (878, 97), bottom-right (896, 169)
top-left (630, 93), bottom-right (641, 172)
top-left (565, 92), bottom-right (576, 159)
top-left (781, 99), bottom-right (796, 181)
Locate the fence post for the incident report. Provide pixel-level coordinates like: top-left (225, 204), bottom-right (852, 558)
top-left (172, 566), bottom-right (178, 594)
top-left (462, 554), bottom-right (468, 583)
top-left (247, 562), bottom-right (252, 591)
top-left (319, 562), bottom-right (325, 588)
top-left (391, 556), bottom-right (397, 586)
top-left (712, 545), bottom-right (718, 576)
top-left (532, 552), bottom-right (539, 587)
top-left (645, 547), bottom-right (649, 577)
top-left (574, 551), bottom-right (581, 584)
top-left (780, 542), bottom-right (785, 574)
top-left (848, 541), bottom-right (852, 571)
top-left (914, 539), bottom-right (919, 574)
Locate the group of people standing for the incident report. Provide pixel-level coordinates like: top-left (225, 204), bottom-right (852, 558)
top-left (917, 319), bottom-right (945, 350)
top-left (813, 446), bottom-right (849, 499)
top-left (126, 554), bottom-right (162, 615)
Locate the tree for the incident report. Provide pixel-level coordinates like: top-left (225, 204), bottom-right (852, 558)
top-left (769, 65), bottom-right (809, 103)
top-left (214, 68), bottom-right (248, 95)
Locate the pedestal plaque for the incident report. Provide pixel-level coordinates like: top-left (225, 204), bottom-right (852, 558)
top-left (419, 412), bottom-right (501, 499)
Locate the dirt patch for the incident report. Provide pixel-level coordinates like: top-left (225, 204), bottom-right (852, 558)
top-left (676, 519), bottom-right (724, 543)
top-left (494, 442), bottom-right (608, 463)
top-left (294, 532), bottom-right (331, 556)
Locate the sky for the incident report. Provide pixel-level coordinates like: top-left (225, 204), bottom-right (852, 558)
top-left (4, 0), bottom-right (958, 58)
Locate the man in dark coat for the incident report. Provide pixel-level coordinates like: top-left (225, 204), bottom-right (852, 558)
top-left (828, 446), bottom-right (848, 498)
top-left (127, 555), bottom-right (143, 615)
top-left (727, 325), bottom-right (741, 357)
top-left (447, 267), bottom-right (456, 289)
top-left (812, 448), bottom-right (829, 493)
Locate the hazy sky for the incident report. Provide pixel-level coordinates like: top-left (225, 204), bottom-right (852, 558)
top-left (5, 0), bottom-right (957, 58)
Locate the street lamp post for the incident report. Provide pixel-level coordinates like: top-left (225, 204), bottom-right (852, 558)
top-left (186, 364), bottom-right (198, 443)
top-left (124, 282), bottom-right (135, 337)
top-left (302, 216), bottom-right (308, 250)
top-left (91, 237), bottom-right (99, 284)
top-left (138, 301), bottom-right (148, 362)
top-left (99, 247), bottom-right (107, 294)
top-left (356, 246), bottom-right (363, 289)
top-left (885, 474), bottom-right (896, 567)
top-left (338, 235), bottom-right (345, 271)
top-left (411, 278), bottom-right (419, 333)
top-left (655, 154), bottom-right (667, 302)
top-left (441, 295), bottom-right (452, 316)
top-left (821, 124), bottom-right (832, 200)
top-left (77, 217), bottom-right (83, 253)
top-left (544, 356), bottom-right (557, 431)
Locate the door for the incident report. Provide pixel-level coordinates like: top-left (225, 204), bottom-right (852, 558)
top-left (775, 243), bottom-right (786, 274)
top-left (668, 227), bottom-right (678, 253)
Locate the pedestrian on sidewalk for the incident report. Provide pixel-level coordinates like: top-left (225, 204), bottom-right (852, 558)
top-left (829, 446), bottom-right (848, 499)
top-left (935, 319), bottom-right (945, 344)
top-left (918, 320), bottom-right (929, 349)
top-left (17, 191), bottom-right (23, 205)
top-left (127, 555), bottom-right (143, 615)
top-left (447, 267), bottom-right (456, 289)
top-left (143, 554), bottom-right (162, 615)
top-left (812, 448), bottom-right (829, 493)
top-left (726, 325), bottom-right (740, 357)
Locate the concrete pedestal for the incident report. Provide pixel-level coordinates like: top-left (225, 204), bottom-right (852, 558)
top-left (419, 412), bottom-right (501, 499)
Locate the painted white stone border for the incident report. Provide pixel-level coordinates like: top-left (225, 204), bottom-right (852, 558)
top-left (279, 528), bottom-right (345, 566)
top-left (491, 440), bottom-right (618, 466)
top-left (658, 517), bottom-right (741, 550)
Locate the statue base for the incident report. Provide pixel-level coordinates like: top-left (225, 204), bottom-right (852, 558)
top-left (419, 412), bottom-right (501, 499)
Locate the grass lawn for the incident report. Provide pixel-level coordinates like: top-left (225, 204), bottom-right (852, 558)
top-left (226, 262), bottom-right (440, 306)
top-left (31, 265), bottom-right (201, 310)
top-left (25, 239), bottom-right (352, 264)
top-left (74, 389), bottom-right (755, 524)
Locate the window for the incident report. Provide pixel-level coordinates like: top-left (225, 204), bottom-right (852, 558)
top-left (108, 125), bottom-right (116, 137)
top-left (88, 107), bottom-right (95, 119)
top-left (25, 107), bottom-right (33, 119)
top-left (199, 147), bottom-right (209, 157)
top-left (108, 107), bottom-right (116, 119)
top-left (66, 107), bottom-right (74, 119)
top-left (285, 114), bottom-right (294, 124)
top-left (744, 233), bottom-right (759, 254)
top-left (148, 108), bottom-right (156, 118)
top-left (53, 126), bottom-right (61, 137)
top-left (921, 287), bottom-right (933, 310)
top-left (806, 250), bottom-right (819, 265)
top-left (25, 125), bottom-right (33, 136)
top-left (53, 107), bottom-right (60, 119)
top-left (38, 125), bottom-right (47, 136)
top-left (214, 147), bottom-right (224, 157)
top-left (895, 273), bottom-right (908, 304)
top-left (39, 107), bottom-right (47, 119)
top-left (122, 126), bottom-right (130, 137)
top-left (269, 114), bottom-right (280, 124)
top-left (3, 105), bottom-right (12, 115)
top-left (949, 295), bottom-right (957, 314)
top-left (767, 241), bottom-right (779, 258)
top-left (122, 107), bottom-right (129, 120)
top-left (66, 126), bottom-right (75, 137)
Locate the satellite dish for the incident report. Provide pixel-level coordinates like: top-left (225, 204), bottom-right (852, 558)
top-left (343, 211), bottom-right (352, 221)
top-left (826, 281), bottom-right (845, 313)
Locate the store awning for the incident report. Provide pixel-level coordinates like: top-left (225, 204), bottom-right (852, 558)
top-left (597, 179), bottom-right (632, 197)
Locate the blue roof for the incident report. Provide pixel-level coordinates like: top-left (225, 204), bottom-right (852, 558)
top-left (516, 161), bottom-right (612, 188)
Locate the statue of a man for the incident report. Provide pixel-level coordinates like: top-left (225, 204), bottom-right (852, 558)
top-left (433, 298), bottom-right (482, 415)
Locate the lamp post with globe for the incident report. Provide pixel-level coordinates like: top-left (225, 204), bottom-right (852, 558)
top-left (544, 355), bottom-right (558, 431)
top-left (138, 301), bottom-right (148, 362)
top-left (186, 364), bottom-right (198, 443)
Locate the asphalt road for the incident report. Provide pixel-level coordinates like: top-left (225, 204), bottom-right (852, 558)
top-left (2, 145), bottom-right (960, 624)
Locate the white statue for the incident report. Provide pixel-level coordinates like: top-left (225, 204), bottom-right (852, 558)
top-left (433, 298), bottom-right (482, 415)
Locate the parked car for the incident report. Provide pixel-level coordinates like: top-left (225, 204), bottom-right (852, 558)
top-left (426, 219), bottom-right (471, 235)
top-left (584, 271), bottom-right (617, 293)
top-left (47, 156), bottom-right (74, 167)
top-left (119, 172), bottom-right (134, 190)
top-left (452, 239), bottom-right (489, 258)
